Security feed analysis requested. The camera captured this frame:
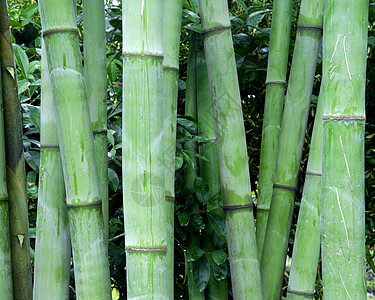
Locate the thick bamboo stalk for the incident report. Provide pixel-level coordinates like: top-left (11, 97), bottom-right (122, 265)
top-left (122, 1), bottom-right (168, 298)
top-left (33, 41), bottom-right (71, 300)
top-left (0, 45), bottom-right (13, 300)
top-left (38, 0), bottom-right (111, 298)
top-left (0, 1), bottom-right (32, 299)
top-left (83, 0), bottom-right (108, 243)
top-left (287, 91), bottom-right (322, 299)
top-left (196, 49), bottom-right (228, 300)
top-left (321, 0), bottom-right (368, 298)
top-left (198, 1), bottom-right (262, 298)
top-left (184, 40), bottom-right (205, 300)
top-left (163, 1), bottom-right (183, 298)
top-left (256, 0), bottom-right (292, 260)
top-left (260, 0), bottom-right (323, 297)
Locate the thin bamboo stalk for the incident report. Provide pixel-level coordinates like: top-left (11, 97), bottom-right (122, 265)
top-left (83, 0), bottom-right (109, 243)
top-left (122, 1), bottom-right (168, 298)
top-left (163, 0), bottom-right (183, 298)
top-left (321, 0), bottom-right (368, 298)
top-left (0, 1), bottom-right (32, 298)
top-left (38, 0), bottom-right (111, 298)
top-left (196, 49), bottom-right (228, 300)
top-left (198, 0), bottom-right (262, 298)
top-left (260, 0), bottom-right (323, 297)
top-left (287, 90), bottom-right (323, 299)
top-left (33, 40), bottom-right (71, 300)
top-left (0, 43), bottom-right (13, 300)
top-left (256, 0), bottom-right (293, 260)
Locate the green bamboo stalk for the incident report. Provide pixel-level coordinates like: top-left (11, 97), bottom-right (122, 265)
top-left (198, 1), bottom-right (262, 298)
top-left (0, 46), bottom-right (13, 300)
top-left (260, 1), bottom-right (323, 297)
top-left (0, 1), bottom-right (32, 299)
top-left (122, 1), bottom-right (167, 298)
top-left (33, 40), bottom-right (71, 300)
top-left (184, 39), bottom-right (205, 300)
top-left (287, 90), bottom-right (323, 300)
top-left (83, 0), bottom-right (108, 243)
top-left (38, 0), bottom-right (111, 298)
top-left (163, 1), bottom-right (183, 298)
top-left (321, 0), bottom-right (368, 298)
top-left (256, 0), bottom-right (292, 260)
top-left (196, 49), bottom-right (228, 300)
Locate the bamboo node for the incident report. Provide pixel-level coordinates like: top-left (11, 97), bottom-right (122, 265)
top-left (42, 29), bottom-right (79, 37)
top-left (297, 25), bottom-right (323, 32)
top-left (40, 144), bottom-right (60, 149)
top-left (256, 207), bottom-right (270, 212)
top-left (93, 130), bottom-right (107, 136)
top-left (287, 289), bottom-right (314, 298)
top-left (305, 172), bottom-right (322, 177)
top-left (122, 53), bottom-right (164, 59)
top-left (265, 81), bottom-right (287, 87)
top-left (165, 196), bottom-right (175, 202)
top-left (222, 203), bottom-right (253, 211)
top-left (125, 246), bottom-right (167, 253)
top-left (322, 116), bottom-right (365, 121)
top-left (201, 26), bottom-right (231, 38)
top-left (273, 184), bottom-right (298, 192)
top-left (163, 66), bottom-right (179, 73)
top-left (66, 201), bottom-right (102, 209)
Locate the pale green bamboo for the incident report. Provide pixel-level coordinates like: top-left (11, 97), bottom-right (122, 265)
top-left (38, 0), bottom-right (111, 298)
top-left (256, 0), bottom-right (292, 260)
top-left (83, 0), bottom-right (108, 243)
top-left (321, 0), bottom-right (368, 298)
top-left (196, 49), bottom-right (228, 300)
top-left (0, 48), bottom-right (13, 300)
top-left (260, 0), bottom-right (323, 297)
top-left (0, 1), bottom-right (32, 299)
top-left (287, 90), bottom-right (322, 299)
top-left (33, 40), bottom-right (71, 300)
top-left (163, 1), bottom-right (183, 298)
top-left (184, 39), bottom-right (205, 300)
top-left (122, 1), bottom-right (167, 298)
top-left (198, 1), bottom-right (262, 298)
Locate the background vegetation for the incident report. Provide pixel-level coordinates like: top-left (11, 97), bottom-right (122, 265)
top-left (5, 0), bottom-right (375, 298)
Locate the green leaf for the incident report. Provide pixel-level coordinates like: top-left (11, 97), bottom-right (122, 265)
top-left (187, 245), bottom-right (205, 262)
top-left (178, 211), bottom-right (190, 226)
top-left (108, 168), bottom-right (120, 191)
top-left (28, 227), bottom-right (36, 239)
top-left (212, 250), bottom-right (228, 265)
top-left (18, 78), bottom-right (30, 95)
top-left (246, 10), bottom-right (268, 29)
top-left (181, 150), bottom-right (196, 170)
top-left (190, 214), bottom-right (205, 230)
top-left (13, 44), bottom-right (29, 79)
top-left (207, 213), bottom-right (227, 242)
top-left (234, 0), bottom-right (248, 12)
top-left (107, 129), bottom-right (115, 146)
top-left (23, 104), bottom-right (41, 133)
top-left (175, 155), bottom-right (183, 170)
top-left (24, 151), bottom-right (40, 173)
top-left (213, 261), bottom-right (228, 281)
top-left (21, 3), bottom-right (38, 19)
top-left (177, 116), bottom-right (198, 133)
top-left (27, 184), bottom-right (38, 199)
top-left (193, 256), bottom-right (210, 292)
top-left (194, 177), bottom-right (210, 204)
top-left (27, 171), bottom-right (37, 184)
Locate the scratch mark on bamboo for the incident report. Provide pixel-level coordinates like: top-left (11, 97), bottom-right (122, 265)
top-left (330, 34), bottom-right (342, 64)
top-left (340, 135), bottom-right (353, 191)
top-left (343, 36), bottom-right (352, 80)
top-left (141, 0), bottom-right (144, 16)
top-left (336, 255), bottom-right (352, 300)
top-left (335, 188), bottom-right (350, 251)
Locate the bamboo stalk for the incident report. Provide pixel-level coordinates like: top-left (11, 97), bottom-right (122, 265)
top-left (0, 1), bottom-right (32, 298)
top-left (0, 41), bottom-right (13, 300)
top-left (260, 0), bottom-right (323, 297)
top-left (198, 0), bottom-right (262, 298)
top-left (38, 0), bottom-right (111, 298)
top-left (33, 40), bottom-right (71, 300)
top-left (122, 1), bottom-right (168, 298)
top-left (83, 0), bottom-right (109, 243)
top-left (321, 0), bottom-right (368, 298)
top-left (163, 0), bottom-right (183, 298)
top-left (196, 49), bottom-right (228, 300)
top-left (256, 0), bottom-right (293, 260)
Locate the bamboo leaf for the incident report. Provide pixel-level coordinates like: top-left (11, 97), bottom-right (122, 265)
top-left (213, 261), bottom-right (228, 281)
top-left (24, 151), bottom-right (40, 173)
top-left (194, 177), bottom-right (210, 204)
top-left (108, 168), bottom-right (119, 191)
top-left (212, 250), bottom-right (228, 265)
top-left (207, 213), bottom-right (227, 242)
top-left (187, 245), bottom-right (205, 262)
top-left (23, 104), bottom-right (41, 133)
top-left (13, 44), bottom-right (30, 79)
top-left (193, 256), bottom-right (210, 292)
top-left (234, 0), bottom-right (248, 12)
top-left (175, 155), bottom-right (183, 170)
top-left (246, 10), bottom-right (268, 29)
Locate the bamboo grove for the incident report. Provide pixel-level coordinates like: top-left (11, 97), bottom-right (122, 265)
top-left (0, 0), bottom-right (373, 299)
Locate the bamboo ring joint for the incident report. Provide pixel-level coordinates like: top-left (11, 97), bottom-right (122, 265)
top-left (222, 203), bottom-right (253, 211)
top-left (202, 26), bottom-right (231, 38)
top-left (165, 196), bottom-right (175, 202)
top-left (125, 246), bottom-right (167, 253)
top-left (287, 289), bottom-right (314, 298)
top-left (273, 184), bottom-right (298, 192)
top-left (93, 130), bottom-right (107, 136)
top-left (163, 66), bottom-right (179, 73)
top-left (43, 28), bottom-right (79, 37)
top-left (122, 53), bottom-right (164, 59)
top-left (66, 201), bottom-right (102, 209)
top-left (40, 144), bottom-right (60, 150)
top-left (322, 116), bottom-right (366, 121)
top-left (297, 25), bottom-right (323, 32)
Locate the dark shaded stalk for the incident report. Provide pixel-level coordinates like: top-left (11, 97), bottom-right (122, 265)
top-left (0, 1), bottom-right (32, 299)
